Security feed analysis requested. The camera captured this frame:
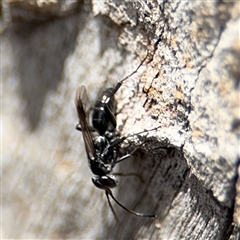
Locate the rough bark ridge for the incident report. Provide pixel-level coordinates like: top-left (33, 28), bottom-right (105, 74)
top-left (2, 0), bottom-right (239, 239)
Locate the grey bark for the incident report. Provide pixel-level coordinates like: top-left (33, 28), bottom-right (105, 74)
top-left (1, 0), bottom-right (239, 239)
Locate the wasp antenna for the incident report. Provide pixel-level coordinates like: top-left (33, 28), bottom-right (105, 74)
top-left (105, 190), bottom-right (120, 223)
top-left (105, 189), bottom-right (157, 218)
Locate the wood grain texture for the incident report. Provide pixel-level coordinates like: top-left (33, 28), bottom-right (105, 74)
top-left (2, 0), bottom-right (239, 239)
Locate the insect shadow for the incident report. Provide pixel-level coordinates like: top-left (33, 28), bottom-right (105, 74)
top-left (75, 52), bottom-right (158, 218)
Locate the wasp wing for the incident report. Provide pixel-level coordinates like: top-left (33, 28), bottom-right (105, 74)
top-left (75, 86), bottom-right (96, 161)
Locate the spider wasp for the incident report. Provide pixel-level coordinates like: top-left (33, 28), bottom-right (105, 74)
top-left (75, 53), bottom-right (157, 218)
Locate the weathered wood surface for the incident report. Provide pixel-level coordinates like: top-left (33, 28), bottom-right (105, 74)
top-left (2, 1), bottom-right (239, 239)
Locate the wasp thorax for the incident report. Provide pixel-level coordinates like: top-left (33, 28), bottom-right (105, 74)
top-left (94, 136), bottom-right (108, 150)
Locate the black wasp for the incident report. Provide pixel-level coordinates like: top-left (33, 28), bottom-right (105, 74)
top-left (75, 53), bottom-right (157, 218)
